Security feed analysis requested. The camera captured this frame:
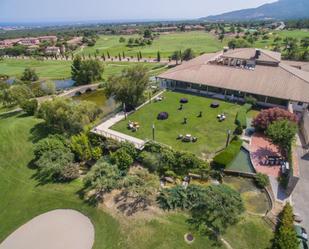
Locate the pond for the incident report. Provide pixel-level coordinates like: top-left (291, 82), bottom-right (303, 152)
top-left (227, 147), bottom-right (256, 174)
top-left (54, 79), bottom-right (75, 89)
top-left (72, 89), bottom-right (119, 115)
top-left (224, 176), bottom-right (271, 215)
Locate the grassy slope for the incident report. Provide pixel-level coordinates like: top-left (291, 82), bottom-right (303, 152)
top-left (77, 32), bottom-right (225, 58)
top-left (112, 91), bottom-right (240, 157)
top-left (0, 59), bottom-right (166, 80)
top-left (0, 113), bottom-right (122, 249)
top-left (0, 113), bottom-right (227, 249)
top-left (225, 214), bottom-right (273, 249)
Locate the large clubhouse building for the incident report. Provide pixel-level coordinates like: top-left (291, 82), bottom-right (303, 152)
top-left (157, 48), bottom-right (309, 112)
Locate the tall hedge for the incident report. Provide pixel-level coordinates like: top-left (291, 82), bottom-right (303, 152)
top-left (213, 137), bottom-right (242, 168)
top-left (235, 103), bottom-right (252, 128)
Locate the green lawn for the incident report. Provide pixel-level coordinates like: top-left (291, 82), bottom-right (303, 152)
top-left (0, 112), bottom-right (273, 249)
top-left (224, 214), bottom-right (273, 249)
top-left (112, 91), bottom-right (240, 158)
top-left (76, 31), bottom-right (225, 58)
top-left (0, 113), bottom-right (224, 249)
top-left (0, 59), bottom-right (166, 80)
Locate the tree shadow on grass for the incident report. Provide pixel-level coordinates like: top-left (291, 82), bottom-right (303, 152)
top-left (0, 109), bottom-right (23, 120)
top-left (114, 191), bottom-right (149, 216)
top-left (29, 122), bottom-right (51, 143)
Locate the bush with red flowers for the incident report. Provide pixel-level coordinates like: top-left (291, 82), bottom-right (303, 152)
top-left (252, 107), bottom-right (297, 131)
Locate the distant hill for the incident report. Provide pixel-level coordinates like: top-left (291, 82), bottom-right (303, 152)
top-left (203, 0), bottom-right (309, 22)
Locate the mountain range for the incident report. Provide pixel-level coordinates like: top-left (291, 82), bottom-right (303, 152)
top-left (203, 0), bottom-right (309, 22)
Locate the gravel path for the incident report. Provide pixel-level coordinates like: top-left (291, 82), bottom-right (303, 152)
top-left (0, 209), bottom-right (94, 249)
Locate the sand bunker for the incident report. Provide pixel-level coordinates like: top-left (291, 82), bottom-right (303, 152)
top-left (0, 209), bottom-right (94, 249)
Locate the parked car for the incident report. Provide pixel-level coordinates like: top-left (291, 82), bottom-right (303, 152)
top-left (295, 225), bottom-right (308, 241)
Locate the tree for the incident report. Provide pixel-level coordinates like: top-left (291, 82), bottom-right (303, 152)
top-left (71, 55), bottom-right (82, 81)
top-left (34, 135), bottom-right (67, 159)
top-left (253, 107), bottom-right (297, 131)
top-left (189, 185), bottom-right (244, 236)
top-left (7, 84), bottom-right (34, 105)
top-left (228, 38), bottom-right (250, 49)
top-left (300, 37), bottom-right (309, 49)
top-left (122, 167), bottom-right (159, 207)
top-left (157, 51), bottom-right (161, 62)
top-left (119, 37), bottom-right (126, 43)
top-left (143, 29), bottom-right (152, 39)
top-left (266, 120), bottom-right (297, 153)
top-left (21, 68), bottom-right (39, 82)
top-left (110, 148), bottom-right (133, 171)
top-left (70, 132), bottom-right (92, 162)
top-left (72, 59), bottom-right (104, 85)
top-left (35, 148), bottom-right (78, 182)
top-left (43, 80), bottom-right (56, 95)
top-left (181, 48), bottom-right (195, 61)
top-left (171, 50), bottom-right (181, 65)
top-left (105, 64), bottom-right (149, 110)
top-left (219, 33), bottom-right (225, 42)
top-left (37, 98), bottom-right (101, 133)
top-left (20, 99), bottom-right (38, 116)
top-left (84, 160), bottom-right (122, 200)
top-left (283, 37), bottom-right (298, 59)
top-left (272, 203), bottom-right (299, 249)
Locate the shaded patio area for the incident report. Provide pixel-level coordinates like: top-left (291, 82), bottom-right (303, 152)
top-left (250, 133), bottom-right (282, 178)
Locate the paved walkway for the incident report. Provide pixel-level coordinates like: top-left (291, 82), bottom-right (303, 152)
top-left (250, 133), bottom-right (281, 177)
top-left (0, 209), bottom-right (94, 249)
top-left (92, 91), bottom-right (165, 149)
top-left (292, 135), bottom-right (309, 231)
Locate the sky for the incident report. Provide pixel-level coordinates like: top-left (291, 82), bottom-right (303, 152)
top-left (0, 0), bottom-right (277, 23)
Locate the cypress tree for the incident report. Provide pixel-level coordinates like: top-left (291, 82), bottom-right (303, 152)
top-left (157, 51), bottom-right (161, 62)
top-left (272, 203), bottom-right (299, 249)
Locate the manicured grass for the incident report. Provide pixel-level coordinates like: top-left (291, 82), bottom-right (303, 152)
top-left (0, 113), bottom-right (229, 249)
top-left (225, 214), bottom-right (273, 249)
top-left (0, 59), bottom-right (72, 80)
top-left (0, 59), bottom-right (166, 80)
top-left (0, 113), bottom-right (122, 249)
top-left (112, 91), bottom-right (240, 158)
top-left (224, 176), bottom-right (271, 215)
top-left (76, 31), bottom-right (225, 58)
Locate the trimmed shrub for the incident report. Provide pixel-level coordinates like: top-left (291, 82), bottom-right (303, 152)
top-left (213, 138), bottom-right (242, 168)
top-left (180, 98), bottom-right (188, 104)
top-left (234, 125), bottom-right (243, 135)
top-left (244, 95), bottom-right (257, 106)
top-left (235, 104), bottom-right (252, 128)
top-left (157, 112), bottom-right (169, 120)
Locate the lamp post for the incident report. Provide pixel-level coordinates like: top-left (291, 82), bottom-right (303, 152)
top-left (226, 129), bottom-right (231, 148)
top-left (152, 123), bottom-right (155, 141)
top-left (123, 103), bottom-right (127, 120)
